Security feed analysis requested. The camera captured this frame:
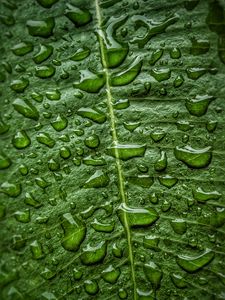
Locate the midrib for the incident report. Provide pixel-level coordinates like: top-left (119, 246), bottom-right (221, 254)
top-left (95, 0), bottom-right (137, 299)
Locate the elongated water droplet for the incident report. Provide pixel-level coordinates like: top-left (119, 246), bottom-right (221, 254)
top-left (13, 98), bottom-right (39, 120)
top-left (74, 70), bottom-right (105, 93)
top-left (83, 170), bottom-right (109, 188)
top-left (154, 150), bottom-right (167, 171)
top-left (174, 145), bottom-right (212, 168)
top-left (117, 203), bottom-right (158, 228)
top-left (128, 175), bottom-right (154, 188)
top-left (35, 64), bottom-right (55, 78)
top-left (0, 182), bottom-right (21, 197)
top-left (77, 107), bottom-right (106, 123)
top-left (158, 175), bottom-right (178, 188)
top-left (61, 213), bottom-right (86, 252)
top-left (144, 262), bottom-right (163, 290)
top-left (185, 94), bottom-right (215, 116)
top-left (97, 15), bottom-right (129, 68)
top-left (177, 249), bottom-right (214, 273)
top-left (26, 17), bottom-right (55, 38)
top-left (111, 57), bottom-right (142, 86)
top-left (11, 41), bottom-right (33, 56)
top-left (107, 144), bottom-right (146, 160)
top-left (151, 67), bottom-right (171, 82)
top-left (192, 187), bottom-right (221, 203)
top-left (36, 132), bottom-right (55, 148)
top-left (149, 48), bottom-right (163, 65)
top-left (10, 78), bottom-right (29, 93)
top-left (91, 218), bottom-right (114, 233)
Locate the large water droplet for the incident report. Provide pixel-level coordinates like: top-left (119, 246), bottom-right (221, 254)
top-left (117, 203), bottom-right (158, 228)
top-left (26, 17), bottom-right (55, 38)
top-left (107, 144), bottom-right (146, 160)
top-left (83, 170), bottom-right (109, 188)
top-left (65, 4), bottom-right (92, 27)
top-left (13, 98), bottom-right (39, 120)
top-left (80, 241), bottom-right (107, 265)
top-left (185, 94), bottom-right (215, 116)
top-left (61, 213), bottom-right (86, 252)
top-left (12, 130), bottom-right (31, 149)
top-left (73, 70), bottom-right (105, 93)
top-left (177, 249), bottom-right (214, 273)
top-left (174, 145), bottom-right (212, 168)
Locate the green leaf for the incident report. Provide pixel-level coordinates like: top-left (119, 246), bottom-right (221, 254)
top-left (0, 0), bottom-right (225, 299)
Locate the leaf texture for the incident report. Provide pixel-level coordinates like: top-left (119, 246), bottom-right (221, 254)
top-left (0, 0), bottom-right (225, 299)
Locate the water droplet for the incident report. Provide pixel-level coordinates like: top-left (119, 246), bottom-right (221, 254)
top-left (13, 98), bottom-right (39, 120)
top-left (144, 261), bottom-right (163, 290)
top-left (185, 94), bottom-right (215, 116)
top-left (192, 187), bottom-right (221, 203)
top-left (51, 114), bottom-right (68, 131)
top-left (91, 218), bottom-right (114, 233)
top-left (128, 175), bottom-right (154, 188)
top-left (173, 74), bottom-right (184, 88)
top-left (111, 57), bottom-right (142, 86)
top-left (131, 14), bottom-right (178, 48)
top-left (117, 203), bottom-right (158, 228)
top-left (151, 67), bottom-right (171, 82)
top-left (14, 209), bottom-right (30, 223)
top-left (84, 279), bottom-right (99, 295)
top-left (30, 240), bottom-right (44, 259)
top-left (170, 47), bottom-right (181, 59)
top-left (35, 64), bottom-right (55, 78)
top-left (150, 128), bottom-right (166, 142)
top-left (174, 145), bottom-right (212, 168)
top-left (206, 120), bottom-right (217, 133)
top-left (24, 192), bottom-right (42, 208)
top-left (113, 98), bottom-right (130, 110)
top-left (73, 268), bottom-right (82, 280)
top-left (177, 249), bottom-right (214, 273)
top-left (149, 48), bottom-right (163, 65)
top-left (101, 265), bottom-right (120, 283)
top-left (83, 170), bottom-right (109, 188)
top-left (143, 235), bottom-right (160, 251)
top-left (97, 15), bottom-right (129, 68)
top-left (70, 47), bottom-right (90, 61)
top-left (107, 143), bottom-right (146, 160)
top-left (170, 273), bottom-right (187, 288)
top-left (123, 121), bottom-right (140, 132)
top-left (37, 0), bottom-right (58, 8)
top-left (77, 107), bottom-right (106, 123)
top-left (154, 150), bottom-right (167, 171)
top-left (81, 241), bottom-right (107, 265)
top-left (26, 17), bottom-right (55, 38)
top-left (73, 70), bottom-right (105, 93)
top-left (84, 134), bottom-right (100, 149)
top-left (33, 44), bottom-right (53, 64)
top-left (12, 130), bottom-right (31, 149)
top-left (171, 219), bottom-right (187, 235)
top-left (158, 175), bottom-right (178, 188)
top-left (65, 4), bottom-right (92, 27)
top-left (83, 155), bottom-right (106, 166)
top-left (0, 152), bottom-right (11, 169)
top-left (118, 288), bottom-right (128, 299)
top-left (60, 146), bottom-right (71, 159)
top-left (186, 67), bottom-right (208, 80)
top-left (0, 182), bottom-right (21, 197)
top-left (10, 78), bottom-right (29, 93)
top-left (36, 132), bottom-right (55, 148)
top-left (61, 213), bottom-right (86, 252)
top-left (190, 37), bottom-right (210, 55)
top-left (11, 41), bottom-right (33, 56)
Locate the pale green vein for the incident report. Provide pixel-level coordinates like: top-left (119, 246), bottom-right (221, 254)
top-left (95, 0), bottom-right (137, 299)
